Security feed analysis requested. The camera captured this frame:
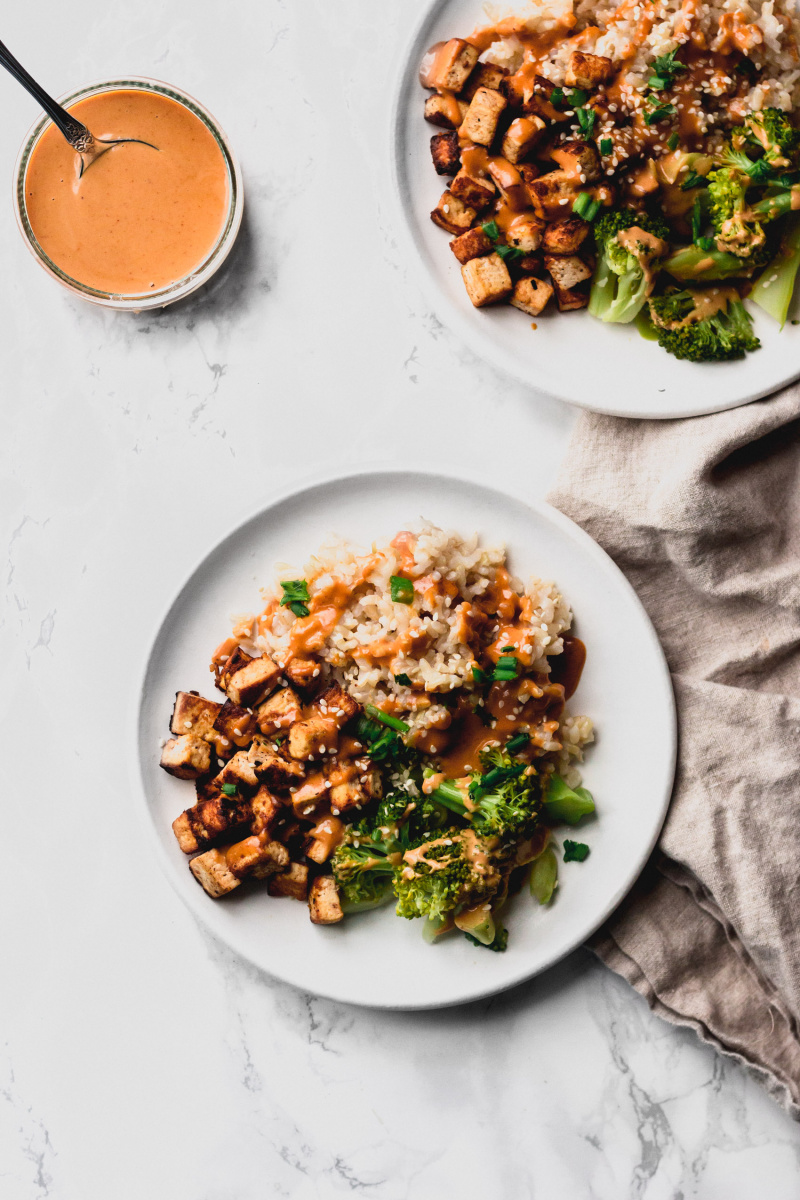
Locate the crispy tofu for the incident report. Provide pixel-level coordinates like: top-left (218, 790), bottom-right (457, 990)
top-left (288, 715), bottom-right (340, 760)
top-left (505, 214), bottom-right (545, 253)
top-left (510, 275), bottom-right (554, 316)
top-left (544, 253), bottom-right (593, 291)
top-left (450, 168), bottom-right (495, 211)
top-left (486, 159), bottom-right (529, 210)
top-left (219, 646), bottom-right (252, 691)
top-left (431, 130), bottom-right (461, 176)
top-left (160, 735), bottom-right (212, 780)
top-left (431, 190), bottom-right (477, 235)
top-left (189, 848), bottom-right (241, 898)
top-left (255, 685), bottom-right (302, 736)
top-left (528, 170), bottom-right (579, 220)
top-left (212, 750), bottom-right (260, 793)
top-left (424, 93), bottom-right (468, 129)
top-left (172, 790), bottom-right (253, 854)
top-left (292, 771), bottom-right (329, 818)
top-left (542, 215), bottom-right (591, 254)
top-left (565, 50), bottom-right (614, 89)
top-left (309, 875), bottom-right (343, 924)
top-left (225, 834), bottom-right (289, 881)
top-left (462, 61), bottom-right (509, 102)
top-left (170, 691), bottom-right (222, 737)
top-left (247, 738), bottom-right (306, 788)
top-left (502, 116), bottom-right (546, 164)
top-left (251, 785), bottom-right (287, 837)
top-left (550, 140), bottom-right (601, 183)
top-left (212, 699), bottom-right (256, 754)
top-left (459, 87), bottom-right (506, 147)
top-left (312, 681), bottom-right (360, 726)
top-left (268, 861), bottom-right (309, 901)
top-left (422, 38), bottom-right (478, 92)
top-left (521, 75), bottom-right (570, 123)
top-left (518, 162), bottom-right (541, 194)
top-left (449, 226), bottom-right (493, 264)
top-left (226, 653), bottom-right (281, 708)
top-left (283, 657), bottom-right (320, 691)
top-left (461, 253), bottom-right (513, 307)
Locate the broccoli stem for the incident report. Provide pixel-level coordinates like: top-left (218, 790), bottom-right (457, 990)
top-left (664, 245), bottom-right (753, 281)
top-left (752, 189), bottom-right (794, 221)
top-left (529, 845), bottom-right (559, 905)
top-left (428, 776), bottom-right (468, 817)
top-left (588, 256), bottom-right (615, 319)
top-left (542, 775), bottom-right (596, 825)
top-left (751, 215), bottom-right (800, 327)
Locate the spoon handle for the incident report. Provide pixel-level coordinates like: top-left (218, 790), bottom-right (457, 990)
top-left (0, 38), bottom-right (90, 148)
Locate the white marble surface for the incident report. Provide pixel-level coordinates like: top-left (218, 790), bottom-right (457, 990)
top-left (2, 1), bottom-right (800, 1195)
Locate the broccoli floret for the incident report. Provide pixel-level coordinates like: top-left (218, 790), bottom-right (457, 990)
top-left (331, 838), bottom-right (396, 908)
top-left (427, 747), bottom-right (542, 845)
top-left (706, 166), bottom-right (767, 258)
top-left (394, 830), bottom-right (502, 922)
top-left (732, 108), bottom-right (800, 170)
top-left (464, 924), bottom-right (509, 952)
top-left (589, 208), bottom-right (671, 323)
top-left (648, 288), bottom-right (760, 362)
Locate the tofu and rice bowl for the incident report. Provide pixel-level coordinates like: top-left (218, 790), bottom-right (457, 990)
top-left (420, 0), bottom-right (800, 362)
top-left (159, 526), bottom-right (595, 951)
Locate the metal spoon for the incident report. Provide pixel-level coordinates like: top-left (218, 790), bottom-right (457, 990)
top-left (0, 37), bottom-right (157, 175)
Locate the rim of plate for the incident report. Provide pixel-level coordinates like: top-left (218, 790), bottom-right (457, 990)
top-left (386, 0), bottom-right (797, 420)
top-left (130, 465), bottom-right (677, 1008)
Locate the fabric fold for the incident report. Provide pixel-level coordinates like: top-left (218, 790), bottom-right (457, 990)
top-left (549, 388), bottom-right (800, 1115)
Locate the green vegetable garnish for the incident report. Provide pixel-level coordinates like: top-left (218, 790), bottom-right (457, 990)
top-left (496, 244), bottom-right (524, 263)
top-left (644, 99), bottom-right (677, 126)
top-left (464, 924), bottom-right (508, 952)
top-left (647, 49), bottom-right (686, 90)
top-left (550, 86), bottom-right (564, 107)
top-left (482, 219), bottom-right (500, 240)
top-left (390, 575), bottom-right (414, 604)
top-left (279, 579), bottom-right (310, 618)
top-left (681, 170), bottom-right (708, 191)
top-left (667, 132), bottom-right (680, 151)
top-left (563, 840), bottom-right (590, 862)
top-left (542, 774), bottom-right (596, 824)
top-left (220, 783), bottom-right (238, 796)
top-left (568, 88), bottom-right (588, 106)
top-left (365, 704), bottom-right (410, 733)
top-left (493, 655), bottom-right (519, 681)
top-left (599, 136), bottom-right (613, 155)
top-left (530, 846), bottom-right (558, 904)
top-left (501, 644), bottom-right (515, 651)
top-left (472, 665), bottom-right (490, 685)
top-left (394, 672), bottom-right (412, 686)
top-left (577, 107), bottom-right (596, 137)
top-left (506, 731), bottom-right (530, 754)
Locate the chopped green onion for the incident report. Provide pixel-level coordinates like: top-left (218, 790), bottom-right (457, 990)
top-left (495, 244), bottom-right (524, 263)
top-left (279, 579), bottom-right (310, 618)
top-left (691, 196), bottom-right (703, 244)
top-left (563, 840), bottom-right (590, 862)
top-left (365, 704), bottom-right (410, 733)
top-left (506, 731), bottom-right (530, 754)
top-left (599, 137), bottom-right (612, 155)
top-left (697, 236), bottom-right (715, 251)
top-left (646, 49), bottom-right (686, 90)
top-left (390, 575), bottom-right (414, 604)
top-left (501, 644), bottom-right (515, 651)
top-left (576, 106), bottom-right (596, 137)
top-left (481, 219), bottom-right (500, 240)
top-left (568, 88), bottom-right (589, 106)
top-left (584, 199), bottom-right (601, 221)
top-left (550, 86), bottom-right (564, 108)
top-left (681, 169), bottom-right (708, 191)
top-left (667, 132), bottom-right (680, 151)
top-left (493, 655), bottom-right (519, 682)
top-left (573, 191), bottom-right (592, 218)
top-left (481, 764), bottom-right (524, 789)
top-left (394, 673), bottom-right (412, 686)
top-left (220, 783), bottom-right (238, 796)
top-left (644, 100), bottom-right (676, 126)
top-left (472, 666), bottom-right (489, 685)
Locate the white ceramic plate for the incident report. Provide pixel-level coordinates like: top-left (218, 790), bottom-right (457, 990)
top-left (134, 470), bottom-right (676, 1009)
top-left (389, 0), bottom-right (800, 419)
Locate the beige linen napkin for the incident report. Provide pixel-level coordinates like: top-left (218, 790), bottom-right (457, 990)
top-left (548, 387), bottom-right (800, 1118)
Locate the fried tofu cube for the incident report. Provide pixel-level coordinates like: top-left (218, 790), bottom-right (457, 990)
top-left (542, 215), bottom-right (591, 254)
top-left (251, 785), bottom-right (287, 837)
top-left (219, 645), bottom-right (252, 691)
top-left (511, 275), bottom-right (554, 316)
top-left (225, 835), bottom-right (289, 881)
top-left (172, 789), bottom-right (253, 854)
top-left (431, 130), bottom-right (461, 176)
top-left (292, 771), bottom-right (329, 818)
top-left (247, 738), bottom-right (306, 788)
top-left (431, 190), bottom-right (477, 235)
top-left (424, 93), bottom-right (468, 128)
top-left (505, 214), bottom-right (545, 253)
top-left (551, 140), bottom-right (601, 183)
top-left (450, 226), bottom-right (493, 264)
top-left (486, 160), bottom-right (529, 210)
top-left (459, 87), bottom-right (506, 147)
top-left (461, 253), bottom-right (513, 307)
top-left (160, 735), bottom-right (212, 780)
top-left (189, 849), bottom-right (241, 898)
top-left (314, 682), bottom-right (360, 725)
top-left (450, 168), bottom-right (495, 211)
top-left (528, 170), bottom-right (578, 220)
top-left (268, 861), bottom-right (309, 901)
top-left (422, 38), bottom-right (479, 92)
top-left (288, 715), bottom-right (340, 761)
top-left (226, 653), bottom-right (281, 708)
top-left (329, 778), bottom-right (368, 817)
top-left (518, 162), bottom-right (541, 199)
top-left (212, 699), bottom-right (256, 754)
top-left (521, 75), bottom-right (570, 122)
top-left (462, 61), bottom-right (509, 102)
top-left (309, 875), bottom-right (343, 924)
top-left (545, 253), bottom-right (593, 291)
top-left (502, 116), bottom-right (546, 164)
top-left (212, 750), bottom-right (260, 793)
top-left (545, 257), bottom-right (592, 311)
top-left (565, 51), bottom-right (614, 89)
top-left (255, 685), bottom-right (302, 736)
top-left (170, 691), bottom-right (222, 737)
top-left (283, 657), bottom-right (320, 691)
